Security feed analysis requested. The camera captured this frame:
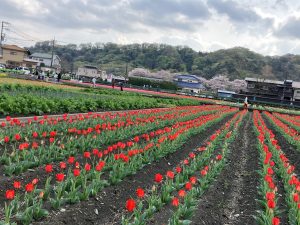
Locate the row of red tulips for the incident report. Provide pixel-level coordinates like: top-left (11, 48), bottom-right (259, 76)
top-left (273, 112), bottom-right (300, 134)
top-left (263, 112), bottom-right (300, 152)
top-left (253, 110), bottom-right (281, 225)
top-left (121, 110), bottom-right (246, 224)
top-left (254, 110), bottom-right (300, 225)
top-left (0, 107), bottom-right (203, 145)
top-left (1, 106), bottom-right (225, 175)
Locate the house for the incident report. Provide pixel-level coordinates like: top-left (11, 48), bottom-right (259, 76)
top-left (173, 74), bottom-right (205, 93)
top-left (293, 82), bottom-right (300, 102)
top-left (105, 73), bottom-right (127, 83)
top-left (217, 90), bottom-right (236, 99)
top-left (77, 65), bottom-right (101, 79)
top-left (245, 77), bottom-right (294, 101)
top-left (0, 44), bottom-right (38, 68)
top-left (30, 53), bottom-right (61, 68)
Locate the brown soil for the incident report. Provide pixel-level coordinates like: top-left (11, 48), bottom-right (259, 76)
top-left (189, 113), bottom-right (260, 225)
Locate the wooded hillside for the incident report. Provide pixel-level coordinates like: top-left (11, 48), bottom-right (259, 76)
top-left (29, 42), bottom-right (300, 81)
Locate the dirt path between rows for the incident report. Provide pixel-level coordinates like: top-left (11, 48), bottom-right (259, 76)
top-left (191, 112), bottom-right (260, 225)
top-left (32, 116), bottom-right (232, 225)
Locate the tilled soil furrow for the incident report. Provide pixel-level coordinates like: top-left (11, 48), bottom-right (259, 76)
top-left (32, 115), bottom-right (232, 225)
top-left (190, 113), bottom-right (259, 225)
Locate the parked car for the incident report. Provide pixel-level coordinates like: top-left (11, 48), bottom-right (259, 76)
top-left (15, 67), bottom-right (31, 75)
top-left (0, 64), bottom-right (6, 69)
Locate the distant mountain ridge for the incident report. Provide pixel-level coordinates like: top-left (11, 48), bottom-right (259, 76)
top-left (29, 42), bottom-right (300, 81)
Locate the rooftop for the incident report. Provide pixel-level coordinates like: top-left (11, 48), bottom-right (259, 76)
top-left (245, 77), bottom-right (283, 85)
top-left (293, 82), bottom-right (300, 89)
top-left (218, 90), bottom-right (236, 94)
top-left (175, 74), bottom-right (201, 80)
top-left (82, 65), bottom-right (98, 69)
top-left (2, 44), bottom-right (27, 52)
top-left (31, 53), bottom-right (53, 59)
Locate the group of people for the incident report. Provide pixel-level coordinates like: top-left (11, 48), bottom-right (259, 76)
top-left (34, 70), bottom-right (61, 82)
top-left (91, 78), bottom-right (124, 91)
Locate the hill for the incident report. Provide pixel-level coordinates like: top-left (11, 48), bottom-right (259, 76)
top-left (29, 42), bottom-right (300, 81)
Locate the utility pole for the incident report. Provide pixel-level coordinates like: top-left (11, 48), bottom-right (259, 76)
top-left (50, 37), bottom-right (55, 68)
top-left (0, 21), bottom-right (9, 55)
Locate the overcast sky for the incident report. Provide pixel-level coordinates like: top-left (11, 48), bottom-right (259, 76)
top-left (1, 0), bottom-right (300, 55)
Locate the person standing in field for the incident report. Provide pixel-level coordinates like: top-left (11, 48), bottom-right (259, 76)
top-left (112, 78), bottom-right (115, 89)
top-left (57, 73), bottom-right (61, 83)
top-left (92, 77), bottom-right (97, 88)
top-left (244, 96), bottom-right (248, 109)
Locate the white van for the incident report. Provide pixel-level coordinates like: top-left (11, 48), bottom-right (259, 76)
top-left (16, 67), bottom-right (31, 75)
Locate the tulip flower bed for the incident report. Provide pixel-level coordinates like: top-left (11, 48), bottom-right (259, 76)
top-left (254, 110), bottom-right (300, 225)
top-left (2, 106), bottom-right (300, 225)
top-left (263, 111), bottom-right (300, 152)
top-left (0, 105), bottom-right (226, 176)
top-left (121, 110), bottom-right (246, 225)
top-left (0, 105), bottom-right (237, 225)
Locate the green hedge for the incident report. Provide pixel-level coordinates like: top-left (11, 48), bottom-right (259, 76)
top-left (128, 77), bottom-right (178, 90)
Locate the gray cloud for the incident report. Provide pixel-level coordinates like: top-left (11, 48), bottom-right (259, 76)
top-left (209, 0), bottom-right (260, 23)
top-left (275, 17), bottom-right (300, 39)
top-left (130, 0), bottom-right (211, 31)
top-left (0, 0), bottom-right (298, 55)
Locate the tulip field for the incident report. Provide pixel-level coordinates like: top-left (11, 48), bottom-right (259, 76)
top-left (0, 105), bottom-right (300, 225)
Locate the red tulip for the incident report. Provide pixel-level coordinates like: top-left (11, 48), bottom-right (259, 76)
top-left (189, 177), bottom-right (197, 184)
top-left (136, 188), bottom-right (145, 198)
top-left (13, 181), bottom-right (21, 189)
top-left (45, 164), bottom-right (53, 173)
top-left (176, 167), bottom-right (182, 173)
top-left (83, 151), bottom-right (91, 158)
top-left (84, 163), bottom-right (91, 171)
top-left (189, 153), bottom-right (195, 159)
top-left (266, 192), bottom-right (275, 201)
top-left (200, 169), bottom-right (207, 176)
top-left (267, 167), bottom-right (274, 175)
top-left (216, 154), bottom-right (222, 161)
top-left (272, 217), bottom-right (280, 225)
top-left (185, 182), bottom-right (192, 191)
top-left (125, 199), bottom-right (136, 212)
top-left (32, 178), bottom-right (38, 185)
top-left (5, 190), bottom-right (15, 200)
top-left (60, 162), bottom-right (67, 169)
top-left (49, 131), bottom-right (56, 137)
top-left (32, 142), bottom-right (39, 149)
top-left (68, 156), bottom-right (75, 164)
top-left (56, 173), bottom-right (65, 182)
top-left (4, 136), bottom-right (9, 143)
top-left (183, 159), bottom-right (189, 165)
top-left (172, 197), bottom-right (179, 207)
top-left (154, 173), bottom-right (163, 183)
top-left (25, 183), bottom-right (34, 192)
top-left (178, 190), bottom-right (186, 198)
top-left (14, 134), bottom-right (21, 141)
top-left (32, 132), bottom-right (38, 138)
top-left (166, 171), bottom-right (174, 179)
top-left (267, 200), bottom-right (276, 209)
top-left (73, 168), bottom-right (80, 177)
top-left (269, 182), bottom-right (276, 190)
top-left (293, 193), bottom-right (299, 202)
